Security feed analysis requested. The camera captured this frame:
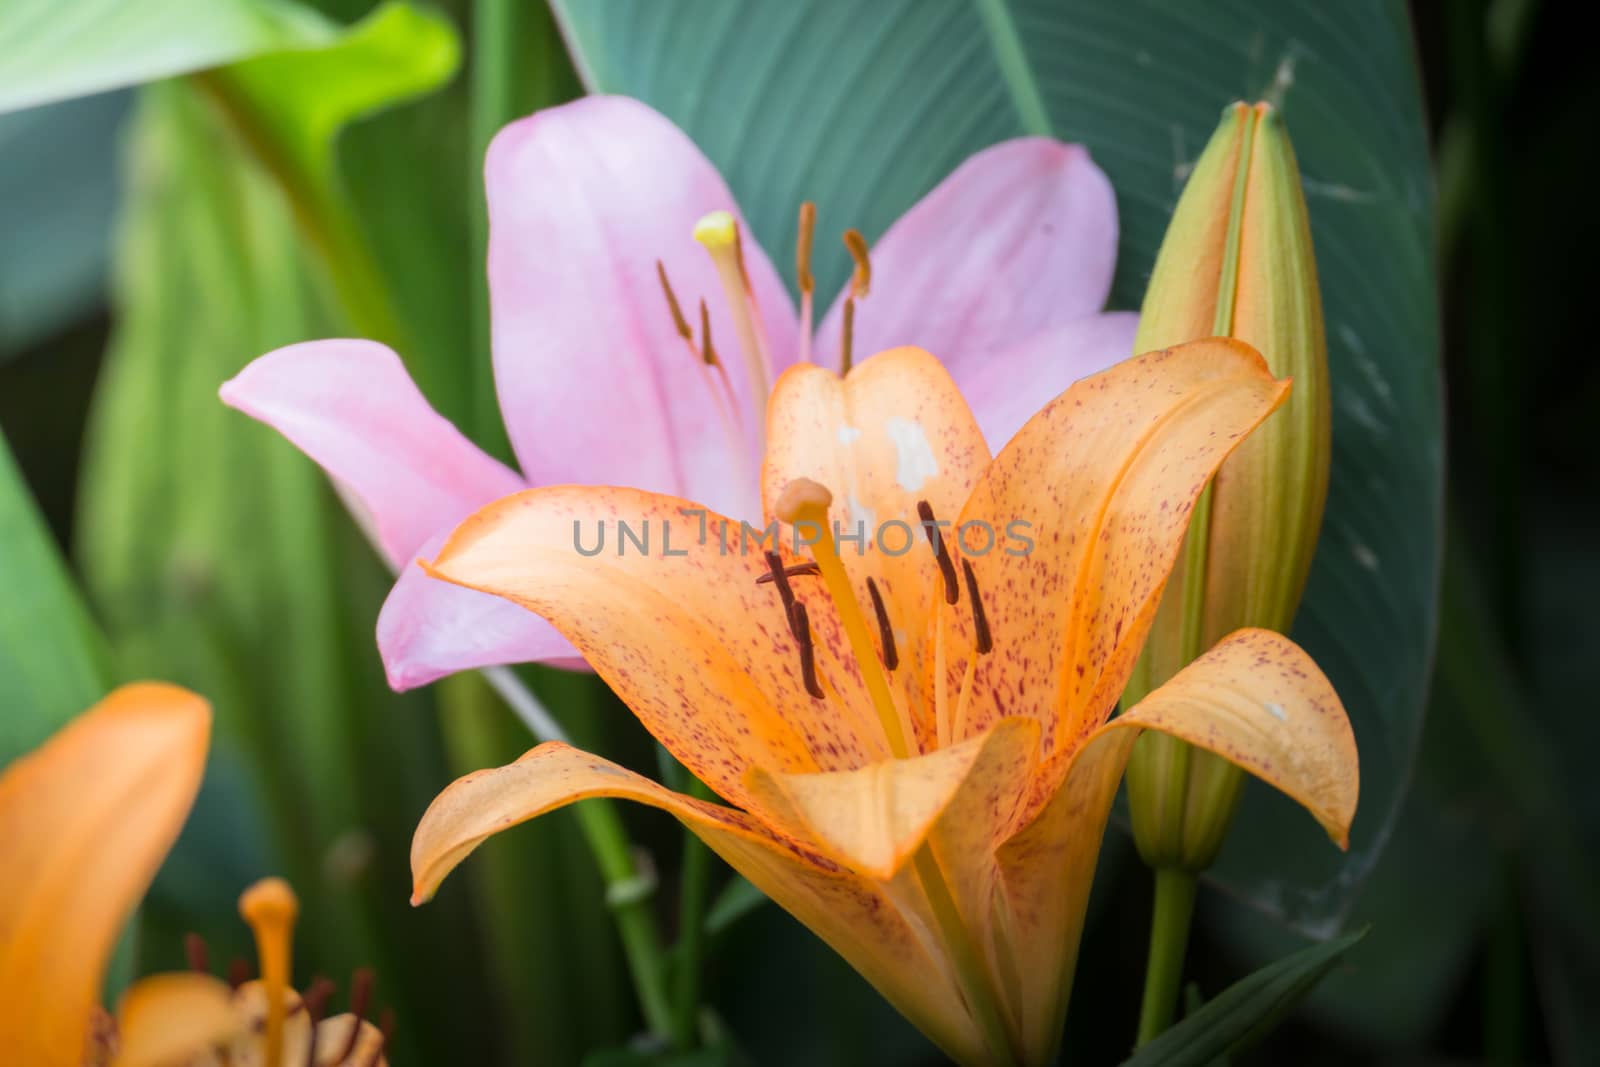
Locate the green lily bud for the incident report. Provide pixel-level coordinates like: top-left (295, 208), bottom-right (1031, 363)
top-left (1125, 102), bottom-right (1331, 872)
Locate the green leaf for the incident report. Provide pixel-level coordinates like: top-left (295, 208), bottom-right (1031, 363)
top-left (1119, 929), bottom-right (1366, 1067)
top-left (553, 0), bottom-right (1442, 927)
top-left (0, 0), bottom-right (335, 114)
top-left (0, 429), bottom-right (109, 756)
top-left (204, 2), bottom-right (459, 189)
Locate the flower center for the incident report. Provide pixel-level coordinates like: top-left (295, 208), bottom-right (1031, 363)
top-left (769, 478), bottom-right (994, 759)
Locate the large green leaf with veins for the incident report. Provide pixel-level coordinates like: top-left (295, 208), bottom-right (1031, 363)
top-left (553, 0), bottom-right (1442, 929)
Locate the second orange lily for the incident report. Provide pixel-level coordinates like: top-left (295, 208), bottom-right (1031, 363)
top-left (411, 339), bottom-right (1359, 1065)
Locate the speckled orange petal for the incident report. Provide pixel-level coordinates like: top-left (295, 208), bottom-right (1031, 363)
top-left (425, 485), bottom-right (887, 810)
top-left (992, 732), bottom-right (1137, 1066)
top-left (746, 717), bottom-right (1038, 880)
top-left (0, 683), bottom-right (210, 1066)
top-left (109, 974), bottom-right (240, 1067)
top-left (762, 347), bottom-right (992, 748)
top-left (409, 742), bottom-right (985, 1064)
top-left (1114, 627), bottom-right (1358, 846)
top-left (992, 627), bottom-right (1358, 1063)
top-left (940, 339), bottom-right (1288, 759)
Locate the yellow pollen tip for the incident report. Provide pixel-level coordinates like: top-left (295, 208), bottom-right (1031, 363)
top-left (775, 478), bottom-right (833, 525)
top-left (693, 210), bottom-right (739, 249)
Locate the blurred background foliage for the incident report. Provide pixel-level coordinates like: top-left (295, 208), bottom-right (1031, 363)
top-left (0, 0), bottom-right (1593, 1063)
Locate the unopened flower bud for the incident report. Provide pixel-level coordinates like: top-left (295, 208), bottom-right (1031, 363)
top-left (1125, 101), bottom-right (1331, 872)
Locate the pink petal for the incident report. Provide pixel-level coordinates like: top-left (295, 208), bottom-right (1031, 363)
top-left (954, 312), bottom-right (1139, 450)
top-left (817, 138), bottom-right (1120, 370)
top-left (220, 339), bottom-right (524, 567)
top-left (486, 95), bottom-right (795, 520)
top-left (378, 547), bottom-right (586, 692)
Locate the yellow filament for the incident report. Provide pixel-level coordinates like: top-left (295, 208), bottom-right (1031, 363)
top-left (239, 877), bottom-right (298, 1067)
top-left (775, 479), bottom-right (909, 759)
top-left (695, 211), bottom-right (773, 427)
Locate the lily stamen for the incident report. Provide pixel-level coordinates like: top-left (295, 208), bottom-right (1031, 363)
top-left (694, 211), bottom-right (774, 437)
top-left (840, 298), bottom-right (856, 375)
top-left (184, 932), bottom-right (209, 974)
top-left (842, 228), bottom-right (871, 298)
top-left (775, 478), bottom-right (910, 758)
top-left (960, 559), bottom-right (993, 655)
top-left (797, 201), bottom-right (816, 364)
top-left (756, 560), bottom-right (821, 586)
top-left (658, 260), bottom-right (746, 472)
top-left (865, 576), bottom-right (899, 671)
top-left (916, 500), bottom-right (961, 604)
top-left (763, 551), bottom-right (799, 620)
top-left (227, 957), bottom-right (252, 989)
top-left (335, 967), bottom-right (375, 1063)
top-left (789, 601), bottom-right (825, 699)
top-left (303, 977), bottom-right (336, 1065)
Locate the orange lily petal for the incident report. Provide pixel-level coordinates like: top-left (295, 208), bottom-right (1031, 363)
top-left (745, 717), bottom-right (1039, 880)
top-left (941, 338), bottom-right (1288, 760)
top-left (0, 683), bottom-right (210, 1066)
top-left (762, 347), bottom-right (993, 744)
top-left (109, 974), bottom-right (240, 1067)
top-left (994, 627), bottom-right (1358, 1063)
top-left (409, 742), bottom-right (985, 1063)
top-left (992, 731), bottom-right (1137, 1065)
top-left (425, 486), bottom-right (893, 810)
top-left (1113, 627), bottom-right (1359, 847)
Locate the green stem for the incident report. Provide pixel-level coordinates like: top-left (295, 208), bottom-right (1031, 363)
top-left (913, 846), bottom-right (1018, 1066)
top-left (481, 668), bottom-right (676, 1042)
top-left (1135, 868), bottom-right (1198, 1046)
top-left (669, 778), bottom-right (717, 1050)
top-left (972, 0), bottom-right (1054, 136)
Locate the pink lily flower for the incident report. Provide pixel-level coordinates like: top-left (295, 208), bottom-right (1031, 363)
top-left (220, 95), bottom-right (1136, 691)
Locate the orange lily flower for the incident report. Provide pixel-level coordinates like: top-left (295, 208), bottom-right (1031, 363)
top-left (411, 340), bottom-right (1360, 1065)
top-left (0, 684), bottom-right (388, 1066)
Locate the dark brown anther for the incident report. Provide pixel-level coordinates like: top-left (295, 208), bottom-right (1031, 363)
top-left (334, 967), bottom-right (375, 1062)
top-left (960, 559), bottom-right (993, 654)
top-left (226, 957), bottom-right (252, 989)
top-left (302, 976), bottom-right (337, 1065)
top-left (756, 560), bottom-right (820, 586)
top-left (865, 577), bottom-right (899, 671)
top-left (183, 932), bottom-right (210, 974)
top-left (842, 228), bottom-right (871, 298)
top-left (655, 260), bottom-right (692, 340)
top-left (840, 298), bottom-right (855, 374)
top-left (916, 501), bottom-right (960, 604)
top-left (764, 551), bottom-right (797, 620)
top-left (790, 601), bottom-right (824, 699)
top-left (698, 299), bottom-right (720, 367)
top-left (796, 202), bottom-right (816, 296)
